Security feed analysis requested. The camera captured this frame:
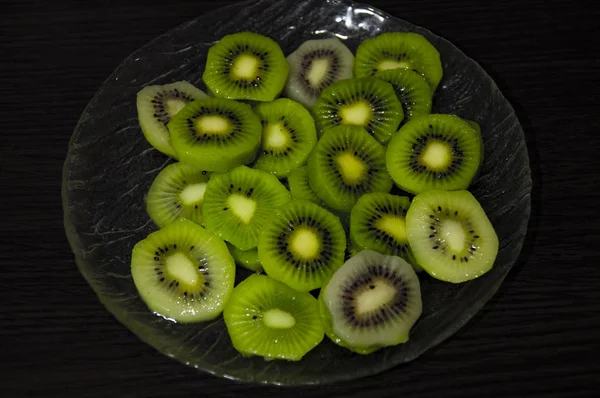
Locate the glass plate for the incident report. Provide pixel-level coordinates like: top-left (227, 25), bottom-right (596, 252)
top-left (62, 0), bottom-right (532, 385)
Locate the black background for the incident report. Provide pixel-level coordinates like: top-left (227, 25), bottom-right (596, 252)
top-left (2, 0), bottom-right (600, 396)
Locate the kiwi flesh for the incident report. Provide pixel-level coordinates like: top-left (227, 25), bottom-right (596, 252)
top-left (406, 189), bottom-right (499, 283)
top-left (287, 166), bottom-right (324, 205)
top-left (202, 32), bottom-right (289, 102)
top-left (375, 68), bottom-right (432, 125)
top-left (223, 274), bottom-right (324, 361)
top-left (227, 243), bottom-right (262, 272)
top-left (130, 219), bottom-right (235, 323)
top-left (136, 81), bottom-right (208, 158)
top-left (284, 38), bottom-right (354, 108)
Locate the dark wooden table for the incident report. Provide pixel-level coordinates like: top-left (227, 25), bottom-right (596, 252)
top-left (3, 0), bottom-right (599, 396)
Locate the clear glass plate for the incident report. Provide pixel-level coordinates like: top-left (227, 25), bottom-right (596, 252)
top-left (62, 0), bottom-right (532, 385)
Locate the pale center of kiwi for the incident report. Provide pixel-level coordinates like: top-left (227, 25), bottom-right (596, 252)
top-left (196, 115), bottom-right (230, 135)
top-left (290, 228), bottom-right (320, 259)
top-left (378, 59), bottom-right (411, 71)
top-left (339, 101), bottom-right (373, 126)
top-left (355, 278), bottom-right (396, 315)
top-left (420, 141), bottom-right (451, 169)
top-left (165, 252), bottom-right (200, 289)
top-left (233, 54), bottom-right (260, 80)
top-left (164, 97), bottom-right (188, 116)
top-left (228, 194), bottom-right (257, 224)
top-left (179, 183), bottom-right (207, 205)
top-left (306, 58), bottom-right (330, 87)
top-left (263, 308), bottom-right (296, 329)
top-left (263, 122), bottom-right (289, 149)
top-left (375, 215), bottom-right (407, 241)
top-left (336, 152), bottom-right (366, 184)
top-left (439, 219), bottom-right (466, 252)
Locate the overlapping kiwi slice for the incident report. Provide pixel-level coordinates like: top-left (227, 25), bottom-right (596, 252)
top-left (386, 114), bottom-right (482, 194)
top-left (406, 190), bottom-right (499, 283)
top-left (227, 243), bottom-right (262, 272)
top-left (375, 68), bottom-right (432, 124)
top-left (202, 165), bottom-right (290, 251)
top-left (130, 219), bottom-right (235, 323)
top-left (136, 81), bottom-right (208, 158)
top-left (287, 166), bottom-right (324, 205)
top-left (202, 32), bottom-right (288, 102)
top-left (355, 32), bottom-right (443, 91)
top-left (313, 77), bottom-right (403, 144)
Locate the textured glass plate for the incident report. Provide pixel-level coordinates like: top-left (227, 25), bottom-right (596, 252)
top-left (62, 0), bottom-right (532, 385)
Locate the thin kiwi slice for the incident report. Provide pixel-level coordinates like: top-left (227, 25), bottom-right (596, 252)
top-left (167, 98), bottom-right (261, 172)
top-left (354, 32), bottom-right (443, 90)
top-left (406, 189), bottom-right (499, 283)
top-left (375, 68), bottom-right (432, 124)
top-left (386, 114), bottom-right (482, 194)
top-left (130, 219), bottom-right (235, 323)
top-left (307, 125), bottom-right (393, 212)
top-left (287, 166), bottom-right (324, 205)
top-left (136, 81), bottom-right (208, 158)
top-left (227, 243), bottom-right (262, 272)
top-left (202, 165), bottom-right (291, 251)
top-left (320, 250), bottom-right (422, 353)
top-left (202, 32), bottom-right (288, 102)
top-left (223, 274), bottom-right (324, 361)
top-left (258, 200), bottom-right (346, 292)
top-left (284, 38), bottom-right (354, 108)
top-left (313, 77), bottom-right (403, 144)
top-left (252, 98), bottom-right (317, 177)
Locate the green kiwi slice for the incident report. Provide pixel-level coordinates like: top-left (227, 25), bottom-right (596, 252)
top-left (406, 189), bottom-right (499, 283)
top-left (252, 98), bottom-right (317, 177)
top-left (227, 243), bottom-right (262, 272)
top-left (130, 219), bottom-right (235, 323)
top-left (202, 32), bottom-right (288, 102)
top-left (320, 250), bottom-right (422, 353)
top-left (284, 38), bottom-right (354, 108)
top-left (202, 165), bottom-right (291, 250)
top-left (167, 98), bottom-right (262, 172)
top-left (258, 200), bottom-right (346, 292)
top-left (287, 166), bottom-right (324, 205)
top-left (136, 81), bottom-right (208, 158)
top-left (386, 114), bottom-right (482, 194)
top-left (355, 32), bottom-right (443, 91)
top-left (307, 125), bottom-right (393, 212)
top-left (313, 77), bottom-right (403, 144)
top-left (375, 68), bottom-right (432, 124)
top-left (223, 274), bottom-right (324, 361)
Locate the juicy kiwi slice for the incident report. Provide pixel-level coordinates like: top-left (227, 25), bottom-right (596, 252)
top-left (137, 81), bottom-right (208, 158)
top-left (167, 98), bottom-right (261, 172)
top-left (227, 243), bottom-right (262, 272)
top-left (375, 68), bottom-right (432, 124)
top-left (130, 219), bottom-right (235, 323)
top-left (223, 274), bottom-right (324, 361)
top-left (307, 125), bottom-right (393, 212)
top-left (355, 32), bottom-right (443, 90)
top-left (313, 77), bottom-right (403, 144)
top-left (252, 98), bottom-right (317, 177)
top-left (202, 32), bottom-right (288, 102)
top-left (258, 200), bottom-right (346, 292)
top-left (406, 189), bottom-right (499, 283)
top-left (320, 250), bottom-right (422, 353)
top-left (284, 38), bottom-right (354, 108)
top-left (287, 166), bottom-right (323, 205)
top-left (386, 114), bottom-right (482, 194)
top-left (202, 165), bottom-right (291, 250)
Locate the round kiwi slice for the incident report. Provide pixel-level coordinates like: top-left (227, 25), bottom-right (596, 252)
top-left (130, 219), bottom-right (235, 323)
top-left (284, 38), bottom-right (354, 108)
top-left (354, 32), bottom-right (443, 91)
top-left (313, 77), bottom-right (403, 144)
top-left (227, 242), bottom-right (261, 272)
top-left (167, 98), bottom-right (262, 172)
top-left (287, 165), bottom-right (324, 205)
top-left (145, 162), bottom-right (210, 228)
top-left (320, 250), bottom-right (422, 353)
top-left (136, 81), bottom-right (208, 158)
top-left (202, 32), bottom-right (289, 102)
top-left (202, 165), bottom-right (291, 251)
top-left (386, 114), bottom-right (482, 194)
top-left (406, 189), bottom-right (499, 283)
top-left (258, 200), bottom-right (346, 292)
top-left (307, 125), bottom-right (393, 212)
top-left (223, 274), bottom-right (324, 361)
top-left (252, 98), bottom-right (317, 178)
top-left (375, 68), bottom-right (432, 124)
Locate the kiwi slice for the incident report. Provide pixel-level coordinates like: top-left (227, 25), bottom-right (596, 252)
top-left (130, 219), bottom-right (235, 323)
top-left (202, 32), bottom-right (288, 102)
top-left (227, 243), bottom-right (262, 272)
top-left (320, 250), bottom-right (422, 353)
top-left (375, 68), bottom-right (432, 124)
top-left (167, 98), bottom-right (262, 172)
top-left (136, 81), bottom-right (208, 158)
top-left (252, 98), bottom-right (317, 177)
top-left (287, 166), bottom-right (323, 205)
top-left (354, 32), bottom-right (443, 91)
top-left (258, 200), bottom-right (346, 292)
top-left (386, 114), bottom-right (482, 194)
top-left (307, 125), bottom-right (393, 212)
top-left (406, 189), bottom-right (499, 283)
top-left (145, 162), bottom-right (210, 228)
top-left (223, 274), bottom-right (324, 361)
top-left (313, 77), bottom-right (403, 144)
top-left (202, 165), bottom-right (291, 251)
top-left (284, 38), bottom-right (354, 108)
